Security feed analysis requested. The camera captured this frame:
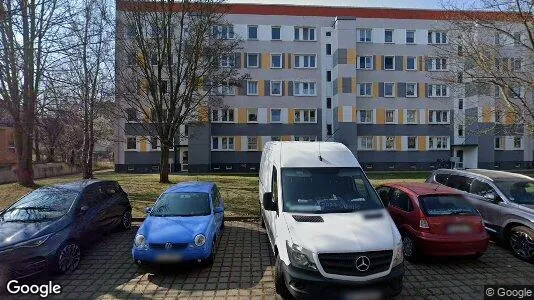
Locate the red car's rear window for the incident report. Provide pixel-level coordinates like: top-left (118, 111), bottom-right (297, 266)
top-left (418, 195), bottom-right (479, 217)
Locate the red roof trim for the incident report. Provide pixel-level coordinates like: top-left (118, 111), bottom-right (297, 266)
top-left (117, 1), bottom-right (518, 21)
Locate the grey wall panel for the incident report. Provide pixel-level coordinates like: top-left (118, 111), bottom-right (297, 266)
top-left (494, 150), bottom-right (523, 162)
top-left (124, 152), bottom-right (162, 164)
top-left (211, 123), bottom-right (322, 136)
top-left (357, 124), bottom-right (453, 136)
top-left (332, 123), bottom-right (358, 153)
top-left (264, 80), bottom-right (270, 96)
top-left (211, 151), bottom-right (263, 164)
top-left (477, 134), bottom-right (495, 163)
top-left (342, 77), bottom-right (352, 93)
top-left (395, 56), bottom-right (403, 71)
top-left (188, 124), bottom-right (211, 165)
top-left (357, 150), bottom-right (450, 163)
top-left (397, 82), bottom-right (406, 97)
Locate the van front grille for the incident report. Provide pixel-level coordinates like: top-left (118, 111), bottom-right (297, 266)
top-left (318, 250), bottom-right (392, 276)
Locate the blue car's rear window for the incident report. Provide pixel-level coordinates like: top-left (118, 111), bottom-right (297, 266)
top-left (151, 192), bottom-right (211, 217)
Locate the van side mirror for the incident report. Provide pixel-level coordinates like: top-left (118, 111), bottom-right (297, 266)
top-left (262, 192), bottom-right (277, 211)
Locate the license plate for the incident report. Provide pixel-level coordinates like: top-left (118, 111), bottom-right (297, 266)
top-left (156, 254), bottom-right (182, 262)
top-left (447, 224), bottom-right (472, 234)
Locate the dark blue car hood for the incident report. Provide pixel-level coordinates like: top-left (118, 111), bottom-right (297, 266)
top-left (140, 215), bottom-right (212, 244)
top-left (0, 219), bottom-right (57, 248)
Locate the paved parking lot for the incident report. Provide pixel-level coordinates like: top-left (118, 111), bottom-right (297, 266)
top-left (10, 221), bottom-right (534, 299)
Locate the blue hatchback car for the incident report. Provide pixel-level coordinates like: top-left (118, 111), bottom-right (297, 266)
top-left (132, 182), bottom-right (224, 265)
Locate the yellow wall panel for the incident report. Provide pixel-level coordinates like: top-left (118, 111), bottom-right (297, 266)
top-left (418, 136), bottom-right (426, 151)
top-left (338, 78), bottom-right (342, 95)
top-left (352, 107), bottom-right (357, 122)
top-left (262, 52), bottom-right (270, 69)
top-left (376, 108), bottom-right (385, 124)
top-left (258, 80), bottom-right (265, 96)
top-left (337, 106), bottom-right (343, 122)
top-left (351, 78), bottom-right (356, 93)
top-left (372, 82), bottom-right (379, 98)
top-left (139, 137), bottom-right (147, 152)
top-left (235, 136), bottom-right (241, 152)
top-left (238, 108), bottom-right (247, 124)
top-left (347, 48), bottom-right (357, 65)
top-left (398, 109), bottom-right (404, 125)
top-left (395, 136), bottom-right (402, 151)
top-left (376, 55), bottom-right (382, 70)
top-left (288, 108), bottom-right (295, 124)
top-left (482, 106), bottom-right (491, 123)
top-left (198, 106), bottom-right (209, 122)
top-left (284, 80), bottom-right (289, 95)
top-left (257, 136), bottom-right (263, 151)
top-left (419, 83), bottom-right (425, 99)
top-left (281, 135), bottom-right (291, 141)
top-left (504, 111), bottom-right (516, 125)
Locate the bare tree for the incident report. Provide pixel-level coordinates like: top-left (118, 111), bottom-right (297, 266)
top-left (0, 0), bottom-right (67, 185)
top-left (117, 0), bottom-right (245, 183)
top-left (437, 0), bottom-right (533, 136)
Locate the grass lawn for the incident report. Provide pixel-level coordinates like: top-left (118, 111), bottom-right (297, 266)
top-left (1, 170), bottom-right (532, 217)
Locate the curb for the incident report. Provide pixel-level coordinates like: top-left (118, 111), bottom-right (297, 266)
top-left (132, 216), bottom-right (260, 222)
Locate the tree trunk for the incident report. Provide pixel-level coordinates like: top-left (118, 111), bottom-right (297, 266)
top-left (34, 128), bottom-right (41, 163)
top-left (159, 144), bottom-right (170, 183)
top-left (47, 146), bottom-right (55, 163)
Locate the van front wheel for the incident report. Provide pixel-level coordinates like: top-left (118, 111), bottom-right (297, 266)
top-left (274, 254), bottom-right (290, 299)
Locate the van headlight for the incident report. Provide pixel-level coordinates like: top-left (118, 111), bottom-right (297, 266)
top-left (286, 241), bottom-right (317, 271)
top-left (134, 234), bottom-right (148, 249)
top-left (194, 234), bottom-right (206, 247)
top-left (392, 240), bottom-right (403, 267)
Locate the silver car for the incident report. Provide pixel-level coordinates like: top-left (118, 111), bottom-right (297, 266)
top-left (426, 169), bottom-right (534, 262)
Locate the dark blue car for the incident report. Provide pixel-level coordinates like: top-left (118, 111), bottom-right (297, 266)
top-left (0, 180), bottom-right (132, 284)
top-left (132, 182), bottom-right (224, 265)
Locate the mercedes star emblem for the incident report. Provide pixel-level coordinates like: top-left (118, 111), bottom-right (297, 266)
top-left (355, 256), bottom-right (371, 272)
top-left (164, 242), bottom-right (172, 250)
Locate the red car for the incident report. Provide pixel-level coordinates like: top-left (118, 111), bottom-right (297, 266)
top-left (376, 182), bottom-right (489, 261)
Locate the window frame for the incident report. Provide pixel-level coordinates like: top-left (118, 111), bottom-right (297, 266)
top-left (359, 110), bottom-right (374, 124)
top-left (357, 56), bottom-right (373, 70)
top-left (247, 108), bottom-right (258, 123)
top-left (246, 53), bottom-right (260, 68)
top-left (406, 83), bottom-right (418, 97)
top-left (126, 136), bottom-right (138, 151)
top-left (406, 56), bottom-right (417, 71)
top-left (407, 136), bottom-right (418, 150)
top-left (358, 136), bottom-right (374, 150)
top-left (357, 28), bottom-right (372, 43)
top-left (270, 108), bottom-right (282, 123)
top-left (357, 83), bottom-right (372, 97)
top-left (428, 84), bottom-right (449, 97)
top-left (294, 54), bottom-right (317, 69)
top-left (383, 82), bottom-right (395, 97)
top-left (384, 29), bottom-right (394, 43)
top-left (293, 81), bottom-right (317, 96)
top-left (428, 110), bottom-right (450, 124)
top-left (384, 56), bottom-right (395, 70)
top-left (406, 109), bottom-right (418, 124)
top-left (247, 136), bottom-right (258, 151)
top-left (247, 25), bottom-right (258, 40)
top-left (271, 26), bottom-right (281, 40)
top-left (211, 136), bottom-right (235, 151)
top-left (406, 30), bottom-right (415, 44)
top-left (247, 80), bottom-right (259, 96)
top-left (270, 53), bottom-right (282, 69)
top-left (211, 108), bottom-right (235, 123)
top-left (270, 80), bottom-right (282, 96)
top-left (428, 136), bottom-right (450, 150)
top-left (294, 109), bottom-right (317, 123)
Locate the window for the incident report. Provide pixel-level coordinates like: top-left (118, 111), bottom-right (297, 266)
top-left (406, 110), bottom-right (417, 124)
top-left (446, 175), bottom-right (472, 192)
top-left (407, 136), bottom-right (417, 150)
top-left (271, 26), bottom-right (281, 40)
top-left (294, 109), bottom-right (316, 123)
top-left (326, 124), bottom-right (332, 135)
top-left (247, 137), bottom-right (258, 151)
top-left (126, 108), bottom-right (138, 122)
top-left (359, 136), bottom-right (374, 150)
top-left (357, 56), bottom-right (373, 69)
top-left (184, 125), bottom-right (189, 136)
top-left (271, 167), bottom-right (278, 203)
top-left (512, 58), bottom-right (522, 71)
top-left (406, 30), bottom-right (415, 44)
top-left (470, 180), bottom-right (494, 197)
top-left (294, 136), bottom-right (317, 142)
top-left (359, 110), bottom-right (373, 123)
top-left (513, 32), bottom-right (521, 45)
top-left (428, 84), bottom-right (448, 97)
top-left (357, 28), bottom-right (372, 42)
top-left (212, 136), bottom-right (234, 151)
top-left (150, 136), bottom-right (159, 150)
top-left (406, 83), bottom-right (417, 97)
top-left (428, 31), bottom-right (447, 44)
top-left (248, 25), bottom-right (258, 40)
top-left (513, 137), bottom-right (522, 149)
top-left (406, 56), bottom-right (416, 70)
top-left (358, 83), bottom-right (372, 96)
top-left (213, 25), bottom-right (234, 39)
top-left (270, 109), bottom-right (281, 122)
top-left (294, 54), bottom-right (316, 68)
top-left (294, 27), bottom-right (316, 41)
top-left (457, 72), bottom-right (463, 83)
top-left (428, 136), bottom-right (449, 150)
top-left (271, 54), bottom-right (282, 68)
top-left (384, 56), bottom-right (395, 70)
top-left (247, 53), bottom-right (259, 68)
top-left (126, 137), bottom-right (137, 150)
top-left (326, 71), bottom-right (331, 82)
top-left (384, 83), bottom-right (394, 97)
top-left (218, 82), bottom-right (235, 95)
top-left (494, 137), bottom-right (503, 149)
top-left (326, 44), bottom-right (332, 55)
top-left (458, 124), bottom-right (464, 137)
top-left (495, 111), bottom-right (503, 123)
top-left (326, 97), bottom-right (332, 109)
top-left (211, 109), bottom-right (235, 123)
top-left (293, 81), bottom-right (316, 96)
top-left (326, 31), bottom-right (331, 37)
top-left (270, 81), bottom-right (282, 96)
top-left (385, 110), bottom-right (395, 124)
top-left (247, 108), bottom-right (258, 123)
top-left (494, 33), bottom-right (502, 45)
top-left (271, 136), bottom-right (281, 142)
top-left (458, 99), bottom-right (464, 110)
top-left (429, 110), bottom-right (449, 124)
top-left (391, 189), bottom-right (412, 212)
top-left (429, 58), bottom-right (448, 71)
top-left (385, 136), bottom-right (395, 150)
top-left (247, 81), bottom-right (258, 95)
top-left (220, 54), bottom-right (235, 67)
top-left (384, 29), bottom-right (393, 43)
top-left (435, 173), bottom-right (449, 185)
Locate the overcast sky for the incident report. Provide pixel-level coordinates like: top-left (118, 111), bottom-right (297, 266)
top-left (227, 0), bottom-right (480, 10)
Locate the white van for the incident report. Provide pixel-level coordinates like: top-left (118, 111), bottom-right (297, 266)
top-left (259, 142), bottom-right (404, 299)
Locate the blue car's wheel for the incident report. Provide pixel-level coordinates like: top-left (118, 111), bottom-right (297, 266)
top-left (205, 239), bottom-right (216, 265)
top-left (55, 241), bottom-right (81, 274)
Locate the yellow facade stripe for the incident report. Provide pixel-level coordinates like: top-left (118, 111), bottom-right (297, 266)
top-left (372, 82), bottom-right (379, 98)
top-left (286, 53), bottom-right (290, 69)
top-left (139, 137), bottom-right (147, 152)
top-left (257, 136), bottom-right (263, 151)
top-left (347, 48), bottom-right (357, 65)
top-left (198, 106), bottom-right (209, 122)
top-left (235, 136), bottom-right (241, 152)
top-left (504, 111), bottom-right (516, 125)
top-left (351, 78), bottom-right (356, 93)
top-left (395, 136), bottom-right (402, 151)
top-left (425, 109), bottom-right (430, 124)
top-left (258, 80), bottom-right (265, 96)
top-left (288, 108), bottom-right (295, 124)
top-left (281, 135), bottom-right (291, 141)
top-left (337, 106), bottom-right (343, 122)
top-left (398, 109), bottom-right (404, 125)
top-left (284, 80), bottom-right (289, 95)
top-left (376, 136), bottom-right (382, 151)
top-left (352, 107), bottom-right (357, 122)
top-left (376, 108), bottom-right (385, 124)
top-left (238, 108), bottom-right (247, 124)
top-left (338, 78), bottom-right (342, 95)
top-left (482, 106), bottom-right (491, 123)
top-left (418, 136), bottom-right (426, 151)
top-left (376, 55), bottom-right (382, 70)
top-left (262, 52), bottom-right (270, 69)
top-left (419, 83), bottom-right (425, 99)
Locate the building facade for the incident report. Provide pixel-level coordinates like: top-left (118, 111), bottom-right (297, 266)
top-left (114, 3), bottom-right (534, 173)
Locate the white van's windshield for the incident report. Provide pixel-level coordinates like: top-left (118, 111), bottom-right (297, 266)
top-left (281, 167), bottom-right (384, 214)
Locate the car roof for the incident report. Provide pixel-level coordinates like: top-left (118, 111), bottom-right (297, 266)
top-left (53, 179), bottom-right (108, 192)
top-left (382, 182), bottom-right (460, 196)
top-left (435, 168), bottom-right (533, 182)
top-left (265, 142), bottom-right (361, 168)
top-left (164, 181), bottom-right (215, 194)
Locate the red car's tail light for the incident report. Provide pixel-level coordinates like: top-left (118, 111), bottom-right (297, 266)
top-left (419, 219), bottom-right (430, 229)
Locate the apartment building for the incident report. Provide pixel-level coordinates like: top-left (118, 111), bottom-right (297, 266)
top-left (0, 124), bottom-right (16, 168)
top-left (115, 3), bottom-right (533, 173)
